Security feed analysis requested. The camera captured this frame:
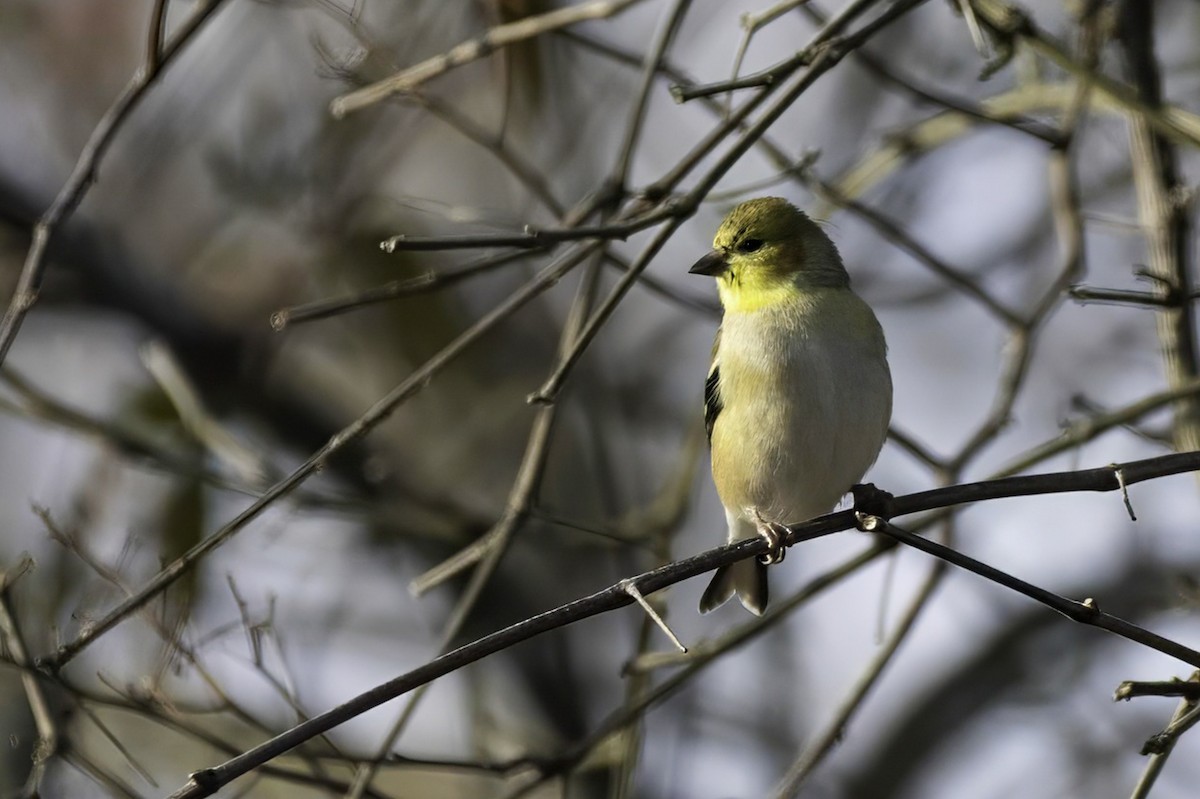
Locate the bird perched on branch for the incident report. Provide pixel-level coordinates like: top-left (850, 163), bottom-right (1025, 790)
top-left (691, 197), bottom-right (892, 615)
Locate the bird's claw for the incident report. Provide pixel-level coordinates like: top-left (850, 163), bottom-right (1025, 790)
top-left (753, 513), bottom-right (788, 565)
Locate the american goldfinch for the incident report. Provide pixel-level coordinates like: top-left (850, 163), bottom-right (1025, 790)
top-left (692, 197), bottom-right (892, 615)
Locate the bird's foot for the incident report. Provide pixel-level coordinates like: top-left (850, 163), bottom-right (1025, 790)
top-left (752, 510), bottom-right (788, 565)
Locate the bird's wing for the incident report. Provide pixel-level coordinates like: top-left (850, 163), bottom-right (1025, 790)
top-left (704, 328), bottom-right (723, 443)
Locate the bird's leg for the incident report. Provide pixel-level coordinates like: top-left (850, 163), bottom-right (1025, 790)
top-left (752, 508), bottom-right (788, 565)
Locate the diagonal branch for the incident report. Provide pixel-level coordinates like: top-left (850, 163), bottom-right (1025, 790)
top-left (859, 515), bottom-right (1200, 667)
top-left (37, 239), bottom-right (605, 671)
top-left (770, 553), bottom-right (946, 798)
top-left (330, 0), bottom-right (647, 118)
top-left (0, 565), bottom-right (57, 798)
top-left (164, 451), bottom-right (1200, 798)
top-left (0, 0), bottom-right (231, 371)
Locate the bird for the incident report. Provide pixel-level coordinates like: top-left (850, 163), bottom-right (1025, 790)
top-left (691, 197), bottom-right (892, 615)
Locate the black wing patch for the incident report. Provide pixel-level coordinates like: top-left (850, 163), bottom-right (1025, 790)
top-left (704, 329), bottom-right (723, 442)
top-left (704, 363), bottom-right (722, 443)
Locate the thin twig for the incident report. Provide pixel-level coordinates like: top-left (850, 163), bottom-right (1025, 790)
top-left (800, 166), bottom-right (1022, 325)
top-left (36, 509), bottom-right (317, 755)
top-left (378, 208), bottom-right (672, 251)
top-left (61, 748), bottom-right (141, 799)
top-left (330, 0), bottom-right (646, 117)
top-left (528, 0), bottom-right (933, 403)
top-left (1069, 284), bottom-right (1200, 308)
top-left (727, 0), bottom-right (810, 114)
top-left (528, 219), bottom-right (684, 404)
top-left (611, 0), bottom-right (694, 188)
top-left (1115, 677), bottom-right (1200, 702)
top-left (146, 0), bottom-right (170, 70)
top-left (1130, 682), bottom-right (1200, 799)
top-left (38, 240), bottom-right (605, 671)
top-left (347, 219), bottom-right (613, 798)
top-left (967, 0), bottom-right (1200, 147)
top-left (408, 92), bottom-right (564, 214)
top-left (0, 572), bottom-right (58, 798)
top-left (622, 580), bottom-right (687, 652)
top-left (651, 0), bottom-right (930, 200)
top-left (995, 378), bottom-right (1200, 478)
top-left (0, 0), bottom-right (230, 371)
top-left (771, 554), bottom-right (945, 797)
top-left (271, 250), bottom-right (529, 328)
top-left (948, 39), bottom-right (1091, 473)
top-left (671, 0), bottom-right (884, 102)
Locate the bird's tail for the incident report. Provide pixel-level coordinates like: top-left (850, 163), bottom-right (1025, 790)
top-left (698, 557), bottom-right (768, 616)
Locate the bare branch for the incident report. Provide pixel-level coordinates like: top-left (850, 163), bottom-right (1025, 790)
top-left (859, 515), bottom-right (1200, 668)
top-left (771, 553), bottom-right (945, 797)
top-left (165, 451), bottom-right (1200, 798)
top-left (38, 239), bottom-right (605, 670)
top-left (1130, 683), bottom-right (1200, 799)
top-left (0, 0), bottom-right (231, 371)
top-left (1117, 1), bottom-right (1200, 454)
top-left (0, 569), bottom-right (57, 798)
top-left (330, 0), bottom-right (647, 118)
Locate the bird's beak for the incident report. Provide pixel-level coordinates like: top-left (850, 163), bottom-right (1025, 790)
top-left (689, 249), bottom-right (728, 277)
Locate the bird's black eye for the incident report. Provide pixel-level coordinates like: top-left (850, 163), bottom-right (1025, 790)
top-left (736, 238), bottom-right (764, 253)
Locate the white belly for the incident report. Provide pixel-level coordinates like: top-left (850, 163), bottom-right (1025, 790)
top-left (710, 292), bottom-right (891, 526)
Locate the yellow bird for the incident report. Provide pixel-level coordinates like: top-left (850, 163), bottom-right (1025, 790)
top-left (691, 197), bottom-right (892, 615)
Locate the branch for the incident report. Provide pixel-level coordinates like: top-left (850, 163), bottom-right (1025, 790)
top-left (146, 0), bottom-right (170, 70)
top-left (1117, 1), bottom-right (1200, 454)
top-left (859, 515), bottom-right (1200, 668)
top-left (377, 209), bottom-right (673, 252)
top-left (0, 564), bottom-right (57, 798)
top-left (799, 165), bottom-right (1022, 325)
top-left (270, 249), bottom-right (533, 329)
top-left (528, 218), bottom-right (684, 404)
top-left (967, 0), bottom-right (1200, 147)
top-left (330, 0), bottom-right (646, 118)
top-left (0, 0), bottom-right (230, 371)
top-left (344, 255), bottom-right (613, 799)
top-left (1116, 677), bottom-right (1200, 702)
top-left (670, 0), bottom-right (885, 102)
top-left (1129, 683), bottom-right (1200, 799)
top-left (610, 0), bottom-right (694, 188)
top-left (771, 554), bottom-right (946, 797)
top-left (164, 451), bottom-right (1200, 798)
top-left (1069, 284), bottom-right (1199, 308)
top-left (499, 545), bottom-right (884, 799)
top-left (36, 240), bottom-right (606, 671)
top-left (649, 0), bottom-right (930, 198)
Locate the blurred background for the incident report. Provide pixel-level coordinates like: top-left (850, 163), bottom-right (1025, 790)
top-left (1, 0), bottom-right (1200, 797)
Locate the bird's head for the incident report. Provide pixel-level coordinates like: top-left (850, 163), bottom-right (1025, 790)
top-left (690, 197), bottom-right (848, 312)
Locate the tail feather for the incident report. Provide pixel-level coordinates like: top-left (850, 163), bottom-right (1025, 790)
top-left (698, 557), bottom-right (768, 615)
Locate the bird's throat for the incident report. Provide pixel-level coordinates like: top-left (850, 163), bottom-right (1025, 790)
top-left (717, 272), bottom-right (802, 313)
